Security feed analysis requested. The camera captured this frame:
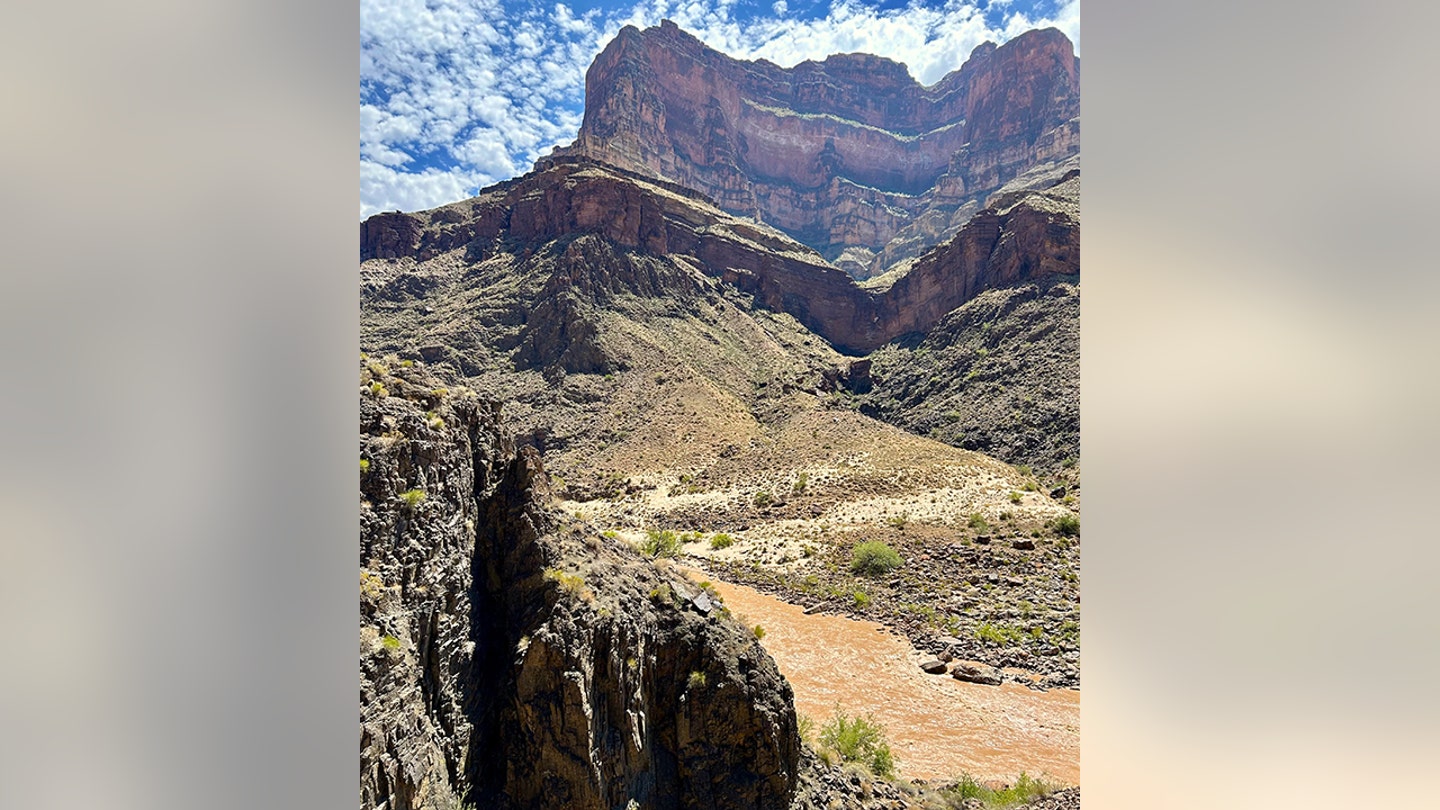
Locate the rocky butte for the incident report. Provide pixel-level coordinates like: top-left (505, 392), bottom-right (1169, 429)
top-left (547, 19), bottom-right (1078, 278)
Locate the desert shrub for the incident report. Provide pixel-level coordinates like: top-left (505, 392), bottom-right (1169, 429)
top-left (976, 622), bottom-right (1026, 646)
top-left (852, 589), bottom-right (872, 609)
top-left (400, 488), bottom-right (426, 509)
top-left (752, 625), bottom-right (766, 639)
top-left (942, 772), bottom-right (1058, 809)
top-left (792, 472), bottom-right (808, 494)
top-left (709, 532), bottom-right (735, 549)
top-left (1008, 491), bottom-right (1022, 504)
top-left (967, 513), bottom-right (989, 531)
top-left (850, 541), bottom-right (902, 576)
top-left (369, 381), bottom-right (389, 398)
top-left (1051, 514), bottom-right (1080, 537)
top-left (543, 568), bottom-right (593, 602)
top-left (818, 710), bottom-right (895, 778)
top-left (753, 490), bottom-right (773, 507)
top-left (797, 713), bottom-right (816, 744)
top-left (642, 529), bottom-right (682, 558)
top-left (381, 635), bottom-right (402, 653)
top-left (686, 670), bottom-right (707, 689)
top-left (360, 570), bottom-right (385, 601)
top-left (360, 458), bottom-right (370, 474)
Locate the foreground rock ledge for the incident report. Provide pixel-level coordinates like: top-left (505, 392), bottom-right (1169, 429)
top-left (360, 360), bottom-right (799, 809)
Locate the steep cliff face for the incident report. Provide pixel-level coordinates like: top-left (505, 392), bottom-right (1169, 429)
top-left (360, 361), bottom-right (800, 809)
top-left (359, 159), bottom-right (1077, 356)
top-left (547, 20), bottom-right (1078, 274)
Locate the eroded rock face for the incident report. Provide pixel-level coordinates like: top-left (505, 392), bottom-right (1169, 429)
top-left (547, 20), bottom-right (1078, 273)
top-left (359, 159), bottom-right (1077, 356)
top-left (360, 361), bottom-right (800, 810)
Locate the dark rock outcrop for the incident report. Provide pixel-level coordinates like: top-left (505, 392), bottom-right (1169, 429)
top-left (547, 21), bottom-right (1078, 274)
top-left (360, 361), bottom-right (800, 809)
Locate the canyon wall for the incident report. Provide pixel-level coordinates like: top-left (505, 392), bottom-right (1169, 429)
top-left (546, 20), bottom-right (1078, 274)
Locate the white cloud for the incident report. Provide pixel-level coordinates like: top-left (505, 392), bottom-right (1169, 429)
top-left (359, 0), bottom-right (1079, 217)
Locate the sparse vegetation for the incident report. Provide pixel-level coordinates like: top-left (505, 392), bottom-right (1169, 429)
top-left (642, 529), bottom-right (682, 558)
top-left (817, 709), bottom-right (895, 778)
top-left (1051, 514), bottom-right (1080, 537)
top-left (940, 772), bottom-right (1060, 809)
top-left (543, 568), bottom-right (593, 602)
top-left (852, 589), bottom-right (872, 609)
top-left (360, 458), bottom-right (370, 474)
top-left (400, 488), bottom-right (426, 510)
top-left (1008, 491), bottom-right (1022, 504)
top-left (381, 634), bottom-right (402, 653)
top-left (753, 490), bottom-right (773, 508)
top-left (797, 713), bottom-right (816, 745)
top-left (752, 624), bottom-right (766, 639)
top-left (968, 513), bottom-right (989, 531)
top-left (687, 670), bottom-right (707, 689)
top-left (792, 472), bottom-right (808, 493)
top-left (709, 532), bottom-right (735, 549)
top-left (976, 622), bottom-right (1027, 646)
top-left (360, 570), bottom-right (385, 600)
top-left (369, 381), bottom-right (389, 398)
top-left (850, 541), bottom-right (903, 576)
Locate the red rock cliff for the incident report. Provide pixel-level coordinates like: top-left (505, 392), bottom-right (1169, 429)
top-left (547, 20), bottom-right (1078, 272)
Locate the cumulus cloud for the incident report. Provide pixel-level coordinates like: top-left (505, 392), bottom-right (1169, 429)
top-left (359, 0), bottom-right (1079, 218)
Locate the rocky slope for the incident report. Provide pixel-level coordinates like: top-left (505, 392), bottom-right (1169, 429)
top-left (360, 361), bottom-right (800, 809)
top-left (361, 157), bottom-right (1077, 356)
top-left (547, 20), bottom-right (1078, 277)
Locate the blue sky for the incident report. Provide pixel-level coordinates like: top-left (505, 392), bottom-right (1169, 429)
top-left (360, 0), bottom-right (1079, 217)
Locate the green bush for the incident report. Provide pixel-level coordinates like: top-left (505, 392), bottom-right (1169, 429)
top-left (818, 710), bottom-right (895, 778)
top-left (687, 670), bottom-right (707, 689)
top-left (360, 458), bottom-right (370, 474)
top-left (752, 624), bottom-right (766, 639)
top-left (709, 532), bottom-right (734, 549)
top-left (753, 490), bottom-right (773, 508)
top-left (850, 541), bottom-right (902, 576)
top-left (968, 513), bottom-right (989, 531)
top-left (400, 488), bottom-right (426, 509)
top-left (1051, 514), bottom-right (1080, 537)
top-left (642, 529), bottom-right (682, 558)
top-left (852, 589), bottom-right (872, 609)
top-left (976, 622), bottom-right (1026, 646)
top-left (1008, 491), bottom-right (1022, 504)
top-left (792, 472), bottom-right (808, 494)
top-left (942, 772), bottom-right (1059, 809)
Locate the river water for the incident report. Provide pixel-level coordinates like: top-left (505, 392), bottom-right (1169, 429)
top-left (698, 574), bottom-right (1079, 784)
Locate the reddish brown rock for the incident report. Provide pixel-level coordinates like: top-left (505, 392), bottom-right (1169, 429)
top-left (546, 21), bottom-right (1078, 273)
top-left (360, 159), bottom-right (1076, 354)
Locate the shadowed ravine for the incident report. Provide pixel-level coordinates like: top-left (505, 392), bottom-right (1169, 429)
top-left (690, 571), bottom-right (1079, 784)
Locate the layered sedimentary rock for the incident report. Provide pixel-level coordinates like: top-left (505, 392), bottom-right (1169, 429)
top-left (546, 20), bottom-right (1078, 275)
top-left (360, 361), bottom-right (800, 809)
top-left (359, 158), bottom-right (1077, 355)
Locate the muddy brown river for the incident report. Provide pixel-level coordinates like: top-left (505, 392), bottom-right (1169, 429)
top-left (694, 573), bottom-right (1079, 784)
